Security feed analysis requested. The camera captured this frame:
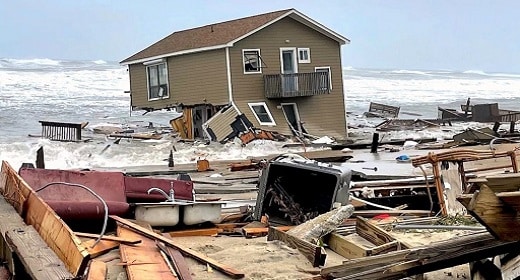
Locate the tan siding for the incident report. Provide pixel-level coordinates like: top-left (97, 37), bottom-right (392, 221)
top-left (229, 17), bottom-right (347, 139)
top-left (129, 49), bottom-right (229, 110)
top-left (128, 64), bottom-right (148, 108)
top-left (170, 49), bottom-right (229, 106)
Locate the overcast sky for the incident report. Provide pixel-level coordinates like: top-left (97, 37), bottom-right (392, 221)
top-left (1, 0), bottom-right (519, 73)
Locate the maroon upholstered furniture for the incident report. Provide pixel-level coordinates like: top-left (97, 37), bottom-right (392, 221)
top-left (18, 168), bottom-right (195, 220)
top-left (19, 168), bottom-right (129, 219)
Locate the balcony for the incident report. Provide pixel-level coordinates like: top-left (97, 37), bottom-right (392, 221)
top-left (264, 72), bottom-right (331, 99)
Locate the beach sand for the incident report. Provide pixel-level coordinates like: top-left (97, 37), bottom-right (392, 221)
top-left (163, 229), bottom-right (472, 280)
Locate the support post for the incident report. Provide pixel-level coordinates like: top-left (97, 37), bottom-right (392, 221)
top-left (370, 133), bottom-right (379, 153)
top-left (36, 147), bottom-right (45, 169)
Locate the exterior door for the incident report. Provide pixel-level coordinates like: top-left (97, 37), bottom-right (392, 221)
top-left (281, 103), bottom-right (305, 137)
top-left (280, 48), bottom-right (298, 93)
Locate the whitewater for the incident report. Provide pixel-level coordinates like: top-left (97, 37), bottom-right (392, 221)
top-left (1, 58), bottom-right (520, 170)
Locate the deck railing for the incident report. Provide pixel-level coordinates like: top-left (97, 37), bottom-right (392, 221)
top-left (40, 121), bottom-right (82, 142)
top-left (264, 72), bottom-right (331, 99)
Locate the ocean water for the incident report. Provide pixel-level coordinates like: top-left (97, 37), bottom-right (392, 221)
top-left (1, 58), bottom-right (520, 170)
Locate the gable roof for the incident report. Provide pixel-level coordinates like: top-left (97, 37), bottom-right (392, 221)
top-left (120, 8), bottom-right (349, 65)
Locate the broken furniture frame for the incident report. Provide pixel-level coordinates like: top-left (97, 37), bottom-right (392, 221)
top-left (412, 149), bottom-right (519, 215)
top-left (366, 102), bottom-right (400, 118)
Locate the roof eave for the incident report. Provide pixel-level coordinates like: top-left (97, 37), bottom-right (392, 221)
top-left (120, 43), bottom-right (232, 65)
top-left (289, 10), bottom-right (350, 44)
top-left (228, 9), bottom-right (350, 46)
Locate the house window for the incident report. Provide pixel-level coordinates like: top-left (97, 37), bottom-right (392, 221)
top-left (248, 102), bottom-right (276, 126)
top-left (298, 48), bottom-right (310, 63)
top-left (146, 62), bottom-right (169, 100)
top-left (315, 66), bottom-right (332, 91)
top-left (243, 49), bottom-right (262, 74)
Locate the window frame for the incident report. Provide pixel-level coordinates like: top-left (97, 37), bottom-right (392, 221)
top-left (248, 102), bottom-right (276, 126)
top-left (297, 48), bottom-right (311, 63)
top-left (315, 66), bottom-right (332, 91)
top-left (242, 49), bottom-right (262, 74)
top-left (146, 62), bottom-right (169, 101)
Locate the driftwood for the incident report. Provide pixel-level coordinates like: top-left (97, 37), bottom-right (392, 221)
top-left (287, 205), bottom-right (355, 244)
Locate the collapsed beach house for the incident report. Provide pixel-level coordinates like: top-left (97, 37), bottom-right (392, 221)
top-left (120, 9), bottom-right (350, 142)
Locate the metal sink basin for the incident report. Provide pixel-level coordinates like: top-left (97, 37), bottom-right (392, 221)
top-left (134, 202), bottom-right (185, 226)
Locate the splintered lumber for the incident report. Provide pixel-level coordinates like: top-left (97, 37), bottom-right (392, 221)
top-left (76, 232), bottom-right (142, 245)
top-left (321, 232), bottom-right (520, 280)
top-left (86, 260), bottom-right (107, 280)
top-left (457, 185), bottom-right (520, 241)
top-left (0, 161), bottom-right (90, 276)
top-left (267, 226), bottom-right (326, 267)
top-left (5, 225), bottom-right (73, 279)
top-left (82, 239), bottom-right (121, 258)
top-left (158, 233), bottom-right (192, 280)
top-left (117, 225), bottom-right (177, 280)
top-left (111, 215), bottom-right (245, 279)
top-left (356, 216), bottom-right (411, 249)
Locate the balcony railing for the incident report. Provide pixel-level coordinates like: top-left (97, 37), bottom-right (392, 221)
top-left (264, 72), bottom-right (331, 99)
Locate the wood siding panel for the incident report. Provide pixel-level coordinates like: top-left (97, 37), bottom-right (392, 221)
top-left (205, 106), bottom-right (240, 142)
top-left (229, 17), bottom-right (347, 139)
top-left (129, 49), bottom-right (229, 110)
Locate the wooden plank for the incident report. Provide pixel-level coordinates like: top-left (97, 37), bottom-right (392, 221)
top-left (242, 226), bottom-right (293, 238)
top-left (0, 161), bottom-right (90, 276)
top-left (458, 184), bottom-right (520, 241)
top-left (5, 226), bottom-right (73, 280)
top-left (76, 232), bottom-right (142, 245)
top-left (111, 215), bottom-right (244, 279)
top-left (267, 226), bottom-right (325, 267)
top-left (326, 232), bottom-right (368, 259)
top-left (158, 233), bottom-right (192, 280)
top-left (117, 224), bottom-right (177, 280)
top-left (356, 216), bottom-right (410, 249)
top-left (167, 228), bottom-right (221, 237)
top-left (0, 196), bottom-right (25, 274)
top-left (501, 253), bottom-right (520, 280)
top-left (493, 191), bottom-right (520, 212)
top-left (367, 240), bottom-right (399, 256)
top-left (484, 173), bottom-right (520, 192)
top-left (86, 260), bottom-right (107, 280)
top-left (83, 239), bottom-right (120, 258)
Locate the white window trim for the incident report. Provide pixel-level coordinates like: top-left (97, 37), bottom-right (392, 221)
top-left (242, 49), bottom-right (262, 74)
top-left (146, 61), bottom-right (169, 101)
top-left (279, 47), bottom-right (298, 74)
top-left (248, 102), bottom-right (276, 126)
top-left (298, 48), bottom-right (311, 63)
top-left (315, 66), bottom-right (332, 91)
